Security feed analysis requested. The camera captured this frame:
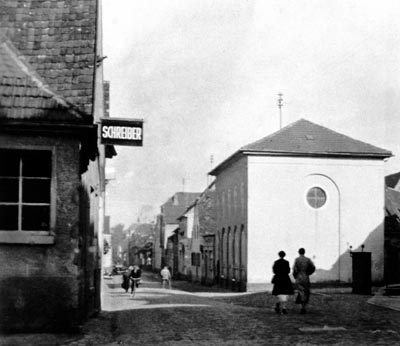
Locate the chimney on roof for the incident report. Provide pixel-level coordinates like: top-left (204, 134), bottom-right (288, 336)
top-left (277, 93), bottom-right (283, 129)
top-left (207, 154), bottom-right (214, 185)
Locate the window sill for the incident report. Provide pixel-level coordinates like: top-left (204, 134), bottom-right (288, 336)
top-left (0, 232), bottom-right (55, 244)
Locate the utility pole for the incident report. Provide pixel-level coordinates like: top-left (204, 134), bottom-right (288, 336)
top-left (182, 178), bottom-right (185, 192)
top-left (277, 93), bottom-right (283, 129)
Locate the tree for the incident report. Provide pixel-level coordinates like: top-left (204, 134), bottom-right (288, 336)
top-left (111, 223), bottom-right (129, 265)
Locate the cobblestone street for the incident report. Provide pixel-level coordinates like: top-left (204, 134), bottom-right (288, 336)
top-left (2, 271), bottom-right (400, 346)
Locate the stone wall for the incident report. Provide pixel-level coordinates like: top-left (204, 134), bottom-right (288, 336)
top-left (0, 133), bottom-right (82, 332)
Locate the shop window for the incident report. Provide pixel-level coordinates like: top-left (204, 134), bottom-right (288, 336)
top-left (0, 149), bottom-right (54, 243)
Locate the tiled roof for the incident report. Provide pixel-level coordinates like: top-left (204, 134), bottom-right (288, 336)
top-left (242, 119), bottom-right (392, 157)
top-left (178, 181), bottom-right (216, 219)
top-left (161, 192), bottom-right (201, 224)
top-left (0, 34), bottom-right (85, 121)
top-left (386, 187), bottom-right (400, 222)
top-left (210, 119), bottom-right (391, 175)
top-left (386, 172), bottom-right (400, 191)
top-left (0, 0), bottom-right (97, 116)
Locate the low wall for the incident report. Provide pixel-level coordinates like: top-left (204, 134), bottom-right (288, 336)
top-left (0, 276), bottom-right (79, 332)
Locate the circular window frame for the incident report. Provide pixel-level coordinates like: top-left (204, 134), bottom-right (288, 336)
top-left (306, 187), bottom-right (327, 209)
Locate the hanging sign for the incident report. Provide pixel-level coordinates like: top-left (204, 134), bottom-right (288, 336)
top-left (100, 118), bottom-right (143, 146)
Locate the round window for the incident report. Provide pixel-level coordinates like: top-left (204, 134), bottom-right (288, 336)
top-left (307, 187), bottom-right (327, 209)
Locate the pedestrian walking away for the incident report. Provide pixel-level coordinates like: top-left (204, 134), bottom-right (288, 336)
top-left (129, 265), bottom-right (142, 296)
top-left (271, 250), bottom-right (294, 314)
top-left (292, 248), bottom-right (315, 314)
top-left (160, 266), bottom-right (172, 289)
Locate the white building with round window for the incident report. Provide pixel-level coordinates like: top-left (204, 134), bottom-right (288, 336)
top-left (210, 119), bottom-right (392, 291)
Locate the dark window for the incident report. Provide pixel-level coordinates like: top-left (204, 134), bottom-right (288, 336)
top-left (22, 151), bottom-right (52, 177)
top-left (0, 149), bottom-right (52, 231)
top-left (307, 187), bottom-right (326, 209)
top-left (22, 205), bottom-right (50, 230)
top-left (0, 205), bottom-right (18, 230)
top-left (191, 253), bottom-right (201, 266)
top-left (0, 150), bottom-right (19, 176)
top-left (0, 178), bottom-right (19, 202)
top-left (23, 179), bottom-right (51, 203)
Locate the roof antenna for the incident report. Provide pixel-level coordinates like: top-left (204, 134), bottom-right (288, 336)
top-left (182, 177), bottom-right (185, 192)
top-left (207, 155), bottom-right (214, 185)
top-left (277, 93), bottom-right (283, 129)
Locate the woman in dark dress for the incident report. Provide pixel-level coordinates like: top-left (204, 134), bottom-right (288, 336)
top-left (272, 251), bottom-right (294, 314)
top-left (122, 266), bottom-right (133, 293)
top-left (129, 265), bottom-right (142, 296)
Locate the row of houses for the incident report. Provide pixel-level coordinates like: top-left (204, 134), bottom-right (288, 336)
top-left (0, 0), bottom-right (114, 332)
top-left (154, 119), bottom-right (400, 292)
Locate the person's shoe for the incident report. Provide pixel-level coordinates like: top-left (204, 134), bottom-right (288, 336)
top-left (300, 308), bottom-right (306, 314)
top-left (281, 309), bottom-right (287, 314)
top-left (274, 303), bottom-right (280, 314)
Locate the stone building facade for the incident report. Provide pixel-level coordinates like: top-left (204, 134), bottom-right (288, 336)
top-left (0, 0), bottom-right (111, 332)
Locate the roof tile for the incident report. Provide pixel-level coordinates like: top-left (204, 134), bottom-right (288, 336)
top-left (0, 34), bottom-right (85, 121)
top-left (242, 119), bottom-right (391, 157)
top-left (0, 0), bottom-right (97, 115)
top-left (211, 119), bottom-right (392, 176)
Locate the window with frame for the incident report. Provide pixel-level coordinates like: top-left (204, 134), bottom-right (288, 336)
top-left (191, 252), bottom-right (201, 266)
top-left (306, 187), bottom-right (327, 209)
top-left (0, 149), bottom-right (52, 233)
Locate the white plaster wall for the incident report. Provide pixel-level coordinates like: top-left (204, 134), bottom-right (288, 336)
top-left (186, 209), bottom-right (194, 241)
top-left (185, 208), bottom-right (196, 276)
top-left (164, 224), bottom-right (178, 248)
top-left (247, 156), bottom-right (385, 288)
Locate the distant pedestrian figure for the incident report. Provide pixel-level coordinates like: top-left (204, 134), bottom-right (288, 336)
top-left (293, 248), bottom-right (316, 314)
top-left (122, 266), bottom-right (133, 293)
top-left (271, 251), bottom-right (294, 314)
top-left (129, 265), bottom-right (142, 296)
top-left (160, 266), bottom-right (172, 289)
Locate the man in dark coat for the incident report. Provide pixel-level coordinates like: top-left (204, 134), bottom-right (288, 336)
top-left (272, 250), bottom-right (294, 314)
top-left (293, 248), bottom-right (316, 314)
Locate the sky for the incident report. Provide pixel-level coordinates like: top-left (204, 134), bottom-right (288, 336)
top-left (102, 0), bottom-right (400, 227)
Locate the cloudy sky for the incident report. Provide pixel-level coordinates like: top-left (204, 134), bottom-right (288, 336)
top-left (102, 0), bottom-right (400, 226)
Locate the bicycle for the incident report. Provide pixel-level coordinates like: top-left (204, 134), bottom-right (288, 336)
top-left (130, 277), bottom-right (141, 296)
